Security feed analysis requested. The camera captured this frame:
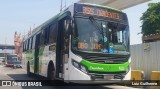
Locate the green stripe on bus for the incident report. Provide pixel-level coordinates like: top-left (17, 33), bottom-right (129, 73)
top-left (80, 60), bottom-right (129, 73)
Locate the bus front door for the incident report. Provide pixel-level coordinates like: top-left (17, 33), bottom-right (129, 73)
top-left (56, 19), bottom-right (66, 79)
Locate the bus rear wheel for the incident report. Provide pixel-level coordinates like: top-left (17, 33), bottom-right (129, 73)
top-left (27, 62), bottom-right (31, 77)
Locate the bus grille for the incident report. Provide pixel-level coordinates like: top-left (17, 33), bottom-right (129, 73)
top-left (89, 73), bottom-right (125, 80)
top-left (114, 74), bottom-right (124, 79)
top-left (84, 56), bottom-right (128, 64)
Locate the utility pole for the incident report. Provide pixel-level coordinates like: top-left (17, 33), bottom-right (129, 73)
top-left (60, 0), bottom-right (63, 12)
top-left (4, 37), bottom-right (7, 56)
top-left (64, 0), bottom-right (66, 9)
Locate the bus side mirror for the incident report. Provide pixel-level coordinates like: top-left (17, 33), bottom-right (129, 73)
top-left (64, 17), bottom-right (72, 55)
top-left (65, 16), bottom-right (72, 38)
top-left (66, 21), bottom-right (72, 38)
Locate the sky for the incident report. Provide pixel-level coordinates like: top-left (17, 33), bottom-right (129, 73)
top-left (0, 0), bottom-right (159, 46)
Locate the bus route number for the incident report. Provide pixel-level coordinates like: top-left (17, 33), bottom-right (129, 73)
top-left (78, 42), bottom-right (101, 50)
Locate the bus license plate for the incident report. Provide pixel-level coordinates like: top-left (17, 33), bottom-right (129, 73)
top-left (104, 75), bottom-right (114, 80)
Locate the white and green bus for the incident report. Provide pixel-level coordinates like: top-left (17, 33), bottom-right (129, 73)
top-left (22, 3), bottom-right (131, 83)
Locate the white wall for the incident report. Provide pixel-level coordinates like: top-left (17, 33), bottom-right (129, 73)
top-left (130, 41), bottom-right (160, 79)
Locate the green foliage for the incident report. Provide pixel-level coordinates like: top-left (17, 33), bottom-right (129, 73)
top-left (140, 2), bottom-right (160, 36)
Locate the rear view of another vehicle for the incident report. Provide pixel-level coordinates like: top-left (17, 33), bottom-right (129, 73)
top-left (5, 54), bottom-right (19, 67)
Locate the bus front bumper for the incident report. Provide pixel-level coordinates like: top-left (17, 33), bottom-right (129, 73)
top-left (68, 67), bottom-right (131, 84)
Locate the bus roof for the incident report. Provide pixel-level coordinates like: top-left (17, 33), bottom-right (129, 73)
top-left (24, 3), bottom-right (125, 40)
top-left (24, 11), bottom-right (69, 40)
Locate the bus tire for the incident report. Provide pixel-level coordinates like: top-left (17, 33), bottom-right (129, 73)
top-left (27, 62), bottom-right (31, 77)
top-left (47, 62), bottom-right (55, 80)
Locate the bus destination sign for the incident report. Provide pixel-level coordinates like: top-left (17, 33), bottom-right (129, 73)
top-left (74, 4), bottom-right (124, 20)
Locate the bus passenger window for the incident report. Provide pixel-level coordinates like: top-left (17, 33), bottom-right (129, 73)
top-left (29, 37), bottom-right (33, 50)
top-left (25, 41), bottom-right (27, 51)
top-left (49, 23), bottom-right (58, 44)
top-left (40, 31), bottom-right (45, 46)
top-left (43, 27), bottom-right (50, 45)
top-left (32, 36), bottom-right (36, 49)
top-left (23, 42), bottom-right (25, 52)
top-left (27, 39), bottom-right (30, 51)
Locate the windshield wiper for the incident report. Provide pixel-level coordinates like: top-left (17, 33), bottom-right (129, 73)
top-left (88, 16), bottom-right (105, 50)
top-left (89, 16), bottom-right (103, 34)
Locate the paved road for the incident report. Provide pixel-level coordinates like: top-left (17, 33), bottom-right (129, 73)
top-left (0, 65), bottom-right (144, 89)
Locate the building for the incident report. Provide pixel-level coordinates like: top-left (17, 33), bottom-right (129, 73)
top-left (79, 0), bottom-right (150, 10)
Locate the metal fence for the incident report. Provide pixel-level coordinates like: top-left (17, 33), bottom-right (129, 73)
top-left (130, 41), bottom-right (160, 79)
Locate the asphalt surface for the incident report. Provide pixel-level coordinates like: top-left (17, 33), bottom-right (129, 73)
top-left (0, 64), bottom-right (145, 89)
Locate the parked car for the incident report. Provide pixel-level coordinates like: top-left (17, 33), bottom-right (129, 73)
top-left (0, 57), bottom-right (5, 65)
top-left (0, 58), bottom-right (3, 64)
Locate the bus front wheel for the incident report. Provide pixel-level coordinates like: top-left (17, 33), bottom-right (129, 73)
top-left (47, 63), bottom-right (55, 80)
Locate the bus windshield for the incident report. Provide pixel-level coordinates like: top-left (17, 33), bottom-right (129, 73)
top-left (72, 17), bottom-right (129, 54)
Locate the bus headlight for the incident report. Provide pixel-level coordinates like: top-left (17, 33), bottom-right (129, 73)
top-left (72, 59), bottom-right (88, 74)
top-left (80, 65), bottom-right (87, 73)
top-left (72, 60), bottom-right (79, 68)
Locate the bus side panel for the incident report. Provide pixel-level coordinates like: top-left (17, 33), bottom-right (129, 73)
top-left (39, 44), bottom-right (56, 77)
top-left (38, 46), bottom-right (47, 77)
top-left (38, 46), bottom-right (44, 75)
top-left (26, 49), bottom-right (35, 73)
top-left (22, 53), bottom-right (27, 70)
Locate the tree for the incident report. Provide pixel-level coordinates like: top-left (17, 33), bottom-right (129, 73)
top-left (140, 2), bottom-right (160, 36)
